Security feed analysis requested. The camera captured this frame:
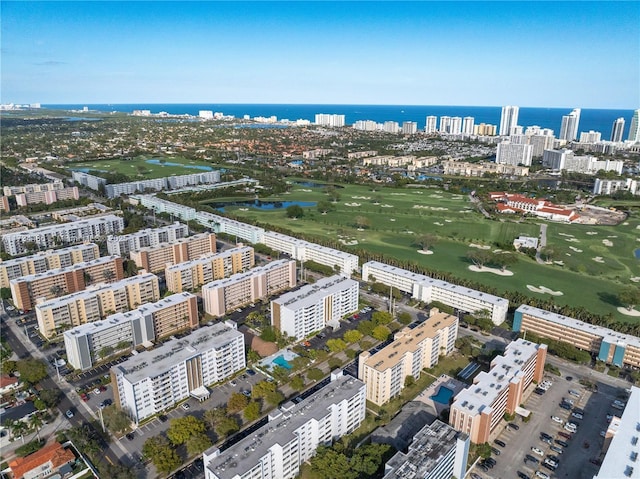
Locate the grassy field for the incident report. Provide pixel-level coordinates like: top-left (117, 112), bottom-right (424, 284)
top-left (204, 180), bottom-right (640, 322)
top-left (68, 156), bottom-right (216, 179)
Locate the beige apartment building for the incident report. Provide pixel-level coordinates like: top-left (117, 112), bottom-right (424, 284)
top-left (36, 273), bottom-right (160, 338)
top-left (10, 256), bottom-right (124, 312)
top-left (202, 259), bottom-right (296, 316)
top-left (130, 232), bottom-right (217, 273)
top-left (358, 309), bottom-right (458, 406)
top-left (449, 339), bottom-right (547, 444)
top-left (514, 304), bottom-right (640, 369)
top-left (165, 246), bottom-right (254, 293)
top-left (0, 243), bottom-right (100, 289)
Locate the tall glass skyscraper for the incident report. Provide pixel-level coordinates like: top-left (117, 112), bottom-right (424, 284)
top-left (628, 109), bottom-right (640, 142)
top-left (560, 108), bottom-right (581, 141)
top-left (610, 117), bottom-right (625, 142)
top-left (499, 105), bottom-right (519, 136)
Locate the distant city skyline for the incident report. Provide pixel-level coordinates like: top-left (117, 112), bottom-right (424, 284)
top-left (1, 1), bottom-right (638, 108)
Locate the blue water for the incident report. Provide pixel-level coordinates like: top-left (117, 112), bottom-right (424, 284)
top-left (634, 248), bottom-right (640, 259)
top-left (214, 200), bottom-right (316, 212)
top-left (45, 104), bottom-right (635, 139)
top-left (430, 386), bottom-right (454, 404)
top-left (145, 159), bottom-right (213, 171)
top-left (293, 181), bottom-right (326, 187)
top-left (272, 355), bottom-right (292, 370)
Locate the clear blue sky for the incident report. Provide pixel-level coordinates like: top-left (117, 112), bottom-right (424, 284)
top-left (2, 1), bottom-right (638, 108)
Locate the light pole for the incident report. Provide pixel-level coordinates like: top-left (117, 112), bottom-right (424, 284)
top-left (97, 406), bottom-right (105, 433)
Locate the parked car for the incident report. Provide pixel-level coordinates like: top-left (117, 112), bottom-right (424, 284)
top-left (568, 389), bottom-right (580, 397)
top-left (494, 439), bottom-right (506, 447)
top-left (181, 402), bottom-right (190, 411)
top-left (550, 445), bottom-right (563, 454)
top-left (126, 433), bottom-right (135, 441)
top-left (531, 447), bottom-right (544, 456)
top-left (508, 422), bottom-right (520, 430)
top-left (525, 454), bottom-right (540, 464)
top-left (536, 471), bottom-right (550, 479)
top-left (159, 415), bottom-right (168, 422)
top-left (571, 412), bottom-right (584, 420)
top-left (65, 409), bottom-right (74, 418)
top-left (559, 402), bottom-right (572, 410)
top-left (540, 432), bottom-right (552, 441)
top-left (491, 447), bottom-right (501, 456)
top-left (517, 472), bottom-right (531, 479)
top-left (558, 431), bottom-right (572, 439)
top-left (551, 416), bottom-right (563, 424)
top-left (554, 439), bottom-right (569, 448)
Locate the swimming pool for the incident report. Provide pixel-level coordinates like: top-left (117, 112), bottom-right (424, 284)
top-left (272, 355), bottom-right (292, 370)
top-left (430, 386), bottom-right (454, 404)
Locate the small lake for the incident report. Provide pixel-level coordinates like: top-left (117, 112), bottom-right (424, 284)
top-left (145, 159), bottom-right (213, 171)
top-left (213, 200), bottom-right (316, 212)
top-left (292, 181), bottom-right (344, 189)
top-left (70, 167), bottom-right (107, 173)
top-left (634, 248), bottom-right (640, 259)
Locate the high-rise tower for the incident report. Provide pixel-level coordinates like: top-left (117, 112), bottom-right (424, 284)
top-left (611, 118), bottom-right (625, 142)
top-left (499, 106), bottom-right (519, 136)
top-left (559, 108), bottom-right (581, 141)
top-left (628, 110), bottom-right (640, 142)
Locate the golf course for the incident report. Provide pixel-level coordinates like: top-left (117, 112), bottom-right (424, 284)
top-left (201, 180), bottom-right (640, 322)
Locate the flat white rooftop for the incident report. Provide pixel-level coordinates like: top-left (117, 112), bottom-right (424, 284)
top-left (202, 259), bottom-right (293, 290)
top-left (112, 321), bottom-right (242, 383)
top-left (10, 255), bottom-right (120, 284)
top-left (165, 246), bottom-right (253, 273)
top-left (273, 275), bottom-right (357, 309)
top-left (204, 374), bottom-right (364, 479)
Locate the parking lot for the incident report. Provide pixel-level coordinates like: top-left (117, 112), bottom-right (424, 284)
top-left (471, 374), bottom-right (625, 479)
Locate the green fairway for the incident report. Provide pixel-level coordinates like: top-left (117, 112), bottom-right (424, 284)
top-left (68, 156), bottom-right (216, 180)
top-left (203, 180), bottom-right (640, 322)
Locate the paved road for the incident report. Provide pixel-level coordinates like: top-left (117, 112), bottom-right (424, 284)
top-left (1, 307), bottom-right (132, 470)
top-left (535, 223), bottom-right (548, 264)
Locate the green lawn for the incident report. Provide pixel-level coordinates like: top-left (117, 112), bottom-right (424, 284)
top-left (204, 181), bottom-right (640, 322)
top-left (68, 156), bottom-right (217, 179)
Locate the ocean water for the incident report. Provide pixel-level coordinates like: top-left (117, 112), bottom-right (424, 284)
top-left (45, 103), bottom-right (635, 139)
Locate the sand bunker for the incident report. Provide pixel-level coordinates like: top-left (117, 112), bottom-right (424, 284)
top-left (390, 218), bottom-right (396, 222)
top-left (586, 231), bottom-right (598, 235)
top-left (618, 307), bottom-right (640, 317)
top-left (569, 246), bottom-right (583, 252)
top-left (351, 196), bottom-right (371, 200)
top-left (381, 204), bottom-right (394, 208)
top-left (417, 250), bottom-right (434, 255)
top-left (593, 257), bottom-right (605, 263)
top-left (526, 285), bottom-right (564, 296)
top-left (390, 193), bottom-right (406, 196)
top-left (554, 261), bottom-right (564, 265)
top-left (339, 239), bottom-right (358, 246)
top-left (469, 265), bottom-right (514, 276)
top-left (433, 222), bottom-right (444, 226)
top-left (558, 233), bottom-right (575, 237)
top-left (630, 277), bottom-right (640, 283)
top-left (565, 238), bottom-right (580, 243)
top-left (602, 240), bottom-right (613, 247)
top-left (445, 219), bottom-right (452, 223)
top-left (297, 189), bottom-right (312, 192)
top-left (344, 202), bottom-right (361, 207)
top-left (469, 243), bottom-right (491, 250)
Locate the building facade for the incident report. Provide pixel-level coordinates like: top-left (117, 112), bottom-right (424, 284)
top-left (449, 339), bottom-right (547, 443)
top-left (0, 243), bottom-right (100, 289)
top-left (628, 109), bottom-right (640, 142)
top-left (262, 231), bottom-right (359, 277)
top-left (202, 259), bottom-right (296, 316)
top-left (382, 420), bottom-right (469, 479)
top-left (559, 108), bottom-right (581, 141)
top-left (130, 232), bottom-right (217, 272)
top-left (514, 304), bottom-right (640, 368)
top-left (610, 118), bottom-right (625, 142)
top-left (64, 292), bottom-right (198, 370)
top-left (165, 246), bottom-right (255, 293)
top-left (593, 178), bottom-right (638, 196)
top-left (271, 275), bottom-right (359, 340)
top-left (203, 371), bottom-right (366, 479)
top-left (593, 386), bottom-right (640, 479)
top-left (10, 256), bottom-right (124, 312)
top-left (496, 141), bottom-right (533, 166)
top-left (362, 261), bottom-right (509, 325)
top-left (358, 309), bottom-right (458, 406)
top-left (111, 321), bottom-right (245, 423)
top-left (106, 222), bottom-right (190, 256)
top-left (36, 273), bottom-right (160, 338)
top-left (2, 215), bottom-right (124, 256)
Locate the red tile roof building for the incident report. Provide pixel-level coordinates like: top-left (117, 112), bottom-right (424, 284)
top-left (9, 441), bottom-right (75, 479)
top-left (489, 192), bottom-right (579, 223)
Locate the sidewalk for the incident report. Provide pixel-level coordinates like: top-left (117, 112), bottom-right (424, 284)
top-left (5, 318), bottom-right (132, 464)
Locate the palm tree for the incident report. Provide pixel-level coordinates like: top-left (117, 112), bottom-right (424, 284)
top-left (29, 414), bottom-right (44, 441)
top-left (102, 269), bottom-right (115, 282)
top-left (11, 420), bottom-right (28, 444)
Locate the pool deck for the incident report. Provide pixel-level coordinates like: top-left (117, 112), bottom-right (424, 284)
top-left (259, 348), bottom-right (299, 371)
top-left (415, 374), bottom-right (467, 414)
